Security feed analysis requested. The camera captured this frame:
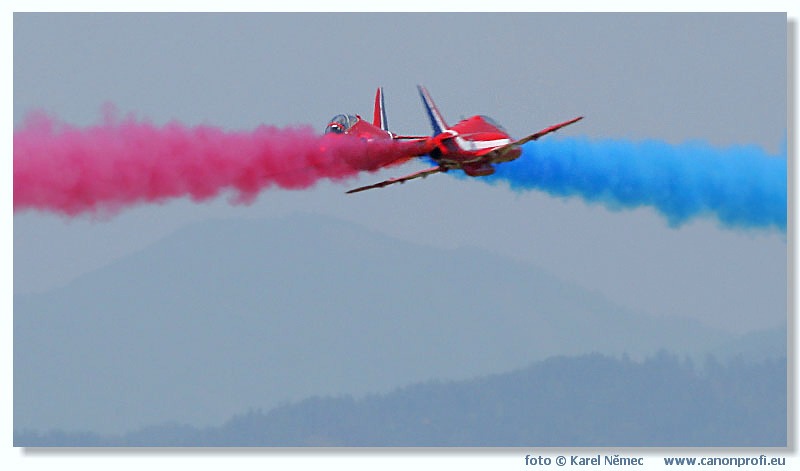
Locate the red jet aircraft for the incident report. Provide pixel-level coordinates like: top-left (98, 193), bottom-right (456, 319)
top-left (346, 85), bottom-right (583, 194)
top-left (324, 87), bottom-right (428, 142)
top-left (324, 87), bottom-right (431, 170)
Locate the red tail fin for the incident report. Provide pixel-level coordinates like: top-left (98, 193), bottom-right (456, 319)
top-left (372, 87), bottom-right (388, 131)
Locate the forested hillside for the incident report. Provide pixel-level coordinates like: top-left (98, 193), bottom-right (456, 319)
top-left (16, 352), bottom-right (786, 447)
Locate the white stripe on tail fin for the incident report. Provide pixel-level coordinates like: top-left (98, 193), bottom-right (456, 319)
top-left (372, 87), bottom-right (389, 131)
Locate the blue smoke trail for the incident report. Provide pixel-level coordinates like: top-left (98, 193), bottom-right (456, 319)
top-left (484, 137), bottom-right (786, 232)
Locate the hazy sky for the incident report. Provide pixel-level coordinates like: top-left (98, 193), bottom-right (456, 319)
top-left (13, 12), bottom-right (786, 335)
top-left (4, 7), bottom-right (796, 470)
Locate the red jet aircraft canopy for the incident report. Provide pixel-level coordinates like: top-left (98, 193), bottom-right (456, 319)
top-left (478, 115), bottom-right (506, 133)
top-left (324, 114), bottom-right (359, 134)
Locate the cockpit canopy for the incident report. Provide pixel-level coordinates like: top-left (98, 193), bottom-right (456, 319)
top-left (324, 114), bottom-right (359, 134)
top-left (479, 115), bottom-right (506, 133)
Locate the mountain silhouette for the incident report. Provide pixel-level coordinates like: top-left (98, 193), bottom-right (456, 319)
top-left (15, 352), bottom-right (786, 446)
top-left (15, 213), bottom-right (738, 434)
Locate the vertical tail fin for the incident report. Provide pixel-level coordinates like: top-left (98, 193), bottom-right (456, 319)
top-left (372, 87), bottom-right (389, 131)
top-left (417, 85), bottom-right (449, 136)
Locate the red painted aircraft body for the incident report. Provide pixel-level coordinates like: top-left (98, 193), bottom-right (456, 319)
top-left (345, 85), bottom-right (583, 194)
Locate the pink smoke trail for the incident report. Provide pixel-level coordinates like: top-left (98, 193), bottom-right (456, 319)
top-left (14, 111), bottom-right (416, 216)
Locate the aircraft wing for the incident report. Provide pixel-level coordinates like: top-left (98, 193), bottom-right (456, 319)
top-left (346, 166), bottom-right (445, 194)
top-left (486, 116), bottom-right (583, 163)
top-left (517, 116), bottom-right (583, 146)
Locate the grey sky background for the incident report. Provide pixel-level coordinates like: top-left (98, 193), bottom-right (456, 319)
top-left (13, 12), bottom-right (786, 335)
top-left (5, 9), bottom-right (796, 469)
